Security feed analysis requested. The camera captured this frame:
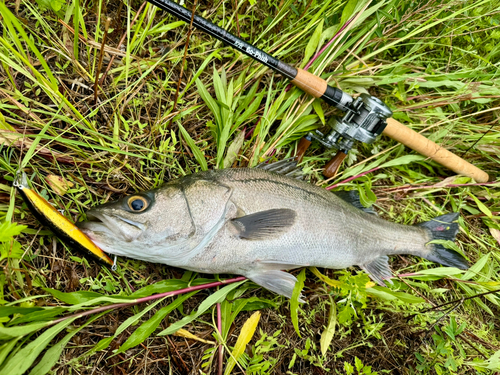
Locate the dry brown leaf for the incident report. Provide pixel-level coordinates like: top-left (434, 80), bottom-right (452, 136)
top-left (489, 228), bottom-right (500, 247)
top-left (46, 175), bottom-right (74, 196)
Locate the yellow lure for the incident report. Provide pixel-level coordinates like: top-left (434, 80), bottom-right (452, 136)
top-left (14, 172), bottom-right (113, 266)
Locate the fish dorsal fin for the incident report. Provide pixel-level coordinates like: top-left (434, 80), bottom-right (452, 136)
top-left (231, 208), bottom-right (296, 240)
top-left (333, 190), bottom-right (377, 215)
top-left (256, 157), bottom-right (304, 179)
top-left (360, 256), bottom-right (393, 286)
top-left (246, 269), bottom-right (302, 300)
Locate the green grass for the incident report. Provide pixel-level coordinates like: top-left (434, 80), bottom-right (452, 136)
top-left (0, 0), bottom-right (499, 373)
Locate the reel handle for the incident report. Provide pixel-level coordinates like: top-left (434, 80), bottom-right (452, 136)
top-left (295, 136), bottom-right (312, 163)
top-left (383, 119), bottom-right (489, 183)
top-left (323, 151), bottom-right (347, 178)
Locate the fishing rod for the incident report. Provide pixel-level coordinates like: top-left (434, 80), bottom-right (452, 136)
top-left (147, 0), bottom-right (489, 183)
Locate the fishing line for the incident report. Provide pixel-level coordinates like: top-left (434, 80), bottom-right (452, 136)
top-left (460, 120), bottom-right (498, 157)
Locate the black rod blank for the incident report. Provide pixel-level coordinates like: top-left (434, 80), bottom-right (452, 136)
top-left (148, 0), bottom-right (298, 79)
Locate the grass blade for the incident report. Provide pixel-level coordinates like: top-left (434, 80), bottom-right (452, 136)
top-left (0, 317), bottom-right (77, 375)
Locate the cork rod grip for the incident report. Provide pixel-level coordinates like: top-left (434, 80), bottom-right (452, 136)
top-left (291, 68), bottom-right (327, 98)
top-left (383, 118), bottom-right (489, 182)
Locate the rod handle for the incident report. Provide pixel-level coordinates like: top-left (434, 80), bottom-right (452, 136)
top-left (291, 68), bottom-right (327, 98)
top-left (383, 118), bottom-right (489, 183)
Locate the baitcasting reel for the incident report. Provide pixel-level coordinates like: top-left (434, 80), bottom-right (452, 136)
top-left (296, 92), bottom-right (393, 178)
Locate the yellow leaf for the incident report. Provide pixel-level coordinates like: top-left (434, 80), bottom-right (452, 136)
top-left (46, 175), bottom-right (74, 196)
top-left (224, 311), bottom-right (261, 375)
top-left (0, 113), bottom-right (15, 130)
top-left (309, 267), bottom-right (343, 287)
top-left (320, 297), bottom-right (336, 355)
top-left (173, 328), bottom-right (215, 344)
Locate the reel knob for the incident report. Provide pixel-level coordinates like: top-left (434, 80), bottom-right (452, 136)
top-left (323, 151), bottom-right (347, 178)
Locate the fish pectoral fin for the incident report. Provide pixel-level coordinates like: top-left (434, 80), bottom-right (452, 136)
top-left (360, 256), bottom-right (393, 286)
top-left (231, 209), bottom-right (297, 240)
top-left (333, 190), bottom-right (377, 215)
top-left (247, 270), bottom-right (303, 301)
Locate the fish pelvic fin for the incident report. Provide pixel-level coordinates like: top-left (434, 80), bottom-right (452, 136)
top-left (417, 212), bottom-right (469, 270)
top-left (360, 256), bottom-right (393, 286)
top-left (231, 209), bottom-right (297, 240)
top-left (246, 270), bottom-right (303, 301)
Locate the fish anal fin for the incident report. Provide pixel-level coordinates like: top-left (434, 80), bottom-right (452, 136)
top-left (247, 270), bottom-right (302, 300)
top-left (333, 190), bottom-right (377, 215)
top-left (231, 209), bottom-right (296, 240)
top-left (360, 256), bottom-right (393, 286)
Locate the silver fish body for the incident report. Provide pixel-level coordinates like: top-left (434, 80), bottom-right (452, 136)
top-left (78, 167), bottom-right (468, 297)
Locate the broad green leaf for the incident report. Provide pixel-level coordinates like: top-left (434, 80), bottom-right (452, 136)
top-left (0, 307), bottom-right (44, 317)
top-left (43, 289), bottom-right (104, 305)
top-left (0, 321), bottom-right (51, 341)
top-left (320, 297), bottom-right (336, 355)
top-left (92, 298), bottom-right (169, 353)
top-left (129, 279), bottom-right (188, 298)
top-left (302, 20), bottom-right (323, 66)
top-left (462, 253), bottom-right (490, 281)
top-left (367, 287), bottom-right (425, 304)
top-left (117, 292), bottom-right (196, 353)
top-left (213, 67), bottom-right (226, 106)
top-left (0, 221), bottom-right (26, 242)
top-left (1, 317), bottom-right (76, 375)
top-left (223, 130), bottom-right (245, 169)
top-left (8, 308), bottom-right (67, 325)
top-left (28, 315), bottom-right (98, 375)
top-left (379, 155), bottom-right (425, 169)
top-left (317, 24), bottom-right (338, 53)
top-left (224, 311), bottom-right (261, 375)
top-left (468, 193), bottom-right (493, 219)
top-left (291, 269), bottom-right (306, 337)
top-left (235, 91), bottom-right (264, 128)
top-left (67, 295), bottom-right (136, 310)
top-left (114, 299), bottom-right (166, 337)
top-left (158, 280), bottom-right (246, 336)
top-left (312, 99), bottom-right (325, 125)
top-left (0, 240), bottom-right (24, 261)
top-left (179, 124), bottom-right (208, 171)
top-left (196, 78), bottom-right (221, 126)
top-left (357, 183), bottom-right (376, 208)
top-left (414, 267), bottom-right (464, 276)
top-left (0, 338), bottom-right (20, 367)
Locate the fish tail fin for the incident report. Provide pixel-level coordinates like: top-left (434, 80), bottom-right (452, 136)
top-left (417, 212), bottom-right (468, 269)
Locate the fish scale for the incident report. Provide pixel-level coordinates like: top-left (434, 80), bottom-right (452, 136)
top-left (78, 164), bottom-right (468, 298)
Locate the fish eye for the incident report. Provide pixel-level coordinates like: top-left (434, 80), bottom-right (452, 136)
top-left (127, 196), bottom-right (148, 212)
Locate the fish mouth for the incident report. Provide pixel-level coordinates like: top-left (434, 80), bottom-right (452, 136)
top-left (78, 212), bottom-right (146, 243)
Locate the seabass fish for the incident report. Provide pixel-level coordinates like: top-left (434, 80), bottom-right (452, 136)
top-left (78, 164), bottom-right (468, 297)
